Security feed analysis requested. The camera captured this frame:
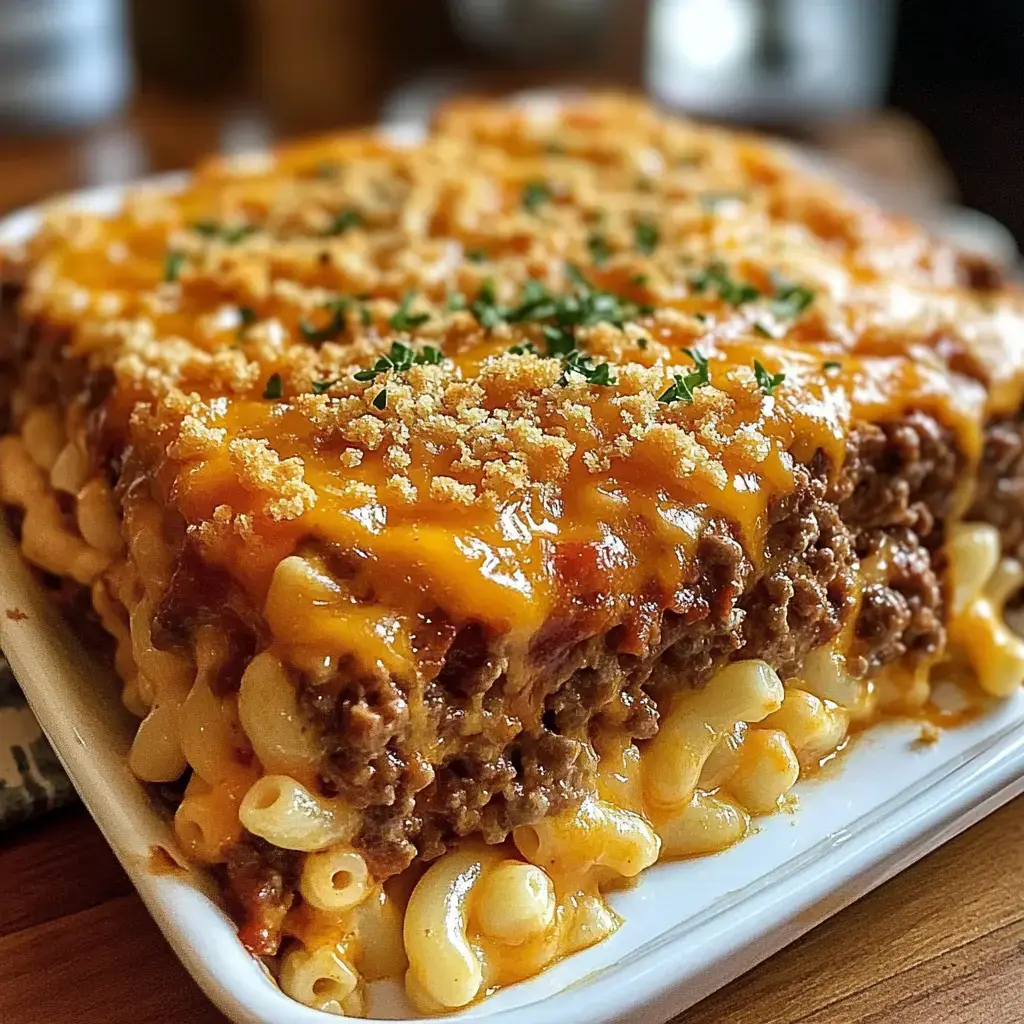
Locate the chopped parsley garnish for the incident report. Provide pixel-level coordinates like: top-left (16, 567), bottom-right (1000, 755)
top-left (354, 340), bottom-right (444, 384)
top-left (262, 373), bottom-right (283, 400)
top-left (468, 268), bottom-right (653, 389)
top-left (753, 360), bottom-right (785, 396)
top-left (588, 232), bottom-right (611, 266)
top-left (522, 181), bottom-right (552, 212)
top-left (770, 274), bottom-right (816, 319)
top-left (509, 340), bottom-right (538, 356)
top-left (300, 298), bottom-right (350, 343)
top-left (634, 219), bottom-right (660, 255)
top-left (465, 248), bottom-right (487, 263)
top-left (470, 267), bottom-right (652, 359)
top-left (544, 141), bottom-right (565, 155)
top-left (470, 279), bottom-right (505, 330)
top-left (557, 350), bottom-right (617, 387)
top-left (372, 388), bottom-right (388, 410)
top-left (823, 360), bottom-right (842, 373)
top-left (388, 292), bottom-right (431, 332)
top-left (690, 261), bottom-right (760, 305)
top-left (311, 377), bottom-right (340, 395)
top-left (237, 306), bottom-right (258, 336)
top-left (190, 221), bottom-right (257, 244)
top-left (753, 322), bottom-right (774, 338)
top-left (446, 291), bottom-right (467, 312)
top-left (631, 274), bottom-right (650, 286)
top-left (323, 208), bottom-right (362, 236)
top-left (163, 251), bottom-right (185, 283)
top-left (658, 348), bottom-right (711, 404)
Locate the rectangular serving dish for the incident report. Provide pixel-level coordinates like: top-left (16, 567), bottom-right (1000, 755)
top-left (3, 182), bottom-right (1024, 1024)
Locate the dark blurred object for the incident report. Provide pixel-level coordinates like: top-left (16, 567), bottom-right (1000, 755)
top-left (128, 0), bottom-right (248, 97)
top-left (253, 0), bottom-right (393, 134)
top-left (889, 0), bottom-right (1024, 248)
top-left (0, 0), bottom-right (130, 133)
top-left (646, 0), bottom-right (897, 124)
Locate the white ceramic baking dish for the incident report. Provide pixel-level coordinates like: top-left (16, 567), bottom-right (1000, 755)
top-left (2, 182), bottom-right (1023, 1024)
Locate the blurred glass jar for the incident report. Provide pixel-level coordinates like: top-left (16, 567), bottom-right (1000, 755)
top-left (647, 0), bottom-right (897, 124)
top-left (0, 0), bottom-right (130, 133)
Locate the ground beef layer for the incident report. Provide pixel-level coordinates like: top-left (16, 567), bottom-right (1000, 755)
top-left (293, 411), bottom-right (967, 878)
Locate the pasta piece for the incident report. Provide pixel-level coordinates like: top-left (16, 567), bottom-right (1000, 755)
top-left (300, 846), bottom-right (371, 912)
top-left (514, 796), bottom-right (660, 884)
top-left (404, 844), bottom-right (504, 1010)
top-left (237, 651), bottom-right (321, 777)
top-left (760, 688), bottom-right (848, 769)
top-left (239, 775), bottom-right (357, 852)
top-left (350, 887), bottom-right (408, 981)
top-left (475, 861), bottom-right (556, 946)
top-left (129, 703), bottom-right (187, 783)
top-left (725, 729), bottom-right (800, 814)
top-left (278, 943), bottom-right (363, 1016)
top-left (174, 773), bottom-right (244, 863)
top-left (656, 790), bottom-right (750, 858)
top-left (643, 660), bottom-right (784, 811)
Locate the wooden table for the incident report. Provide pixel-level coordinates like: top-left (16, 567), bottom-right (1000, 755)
top-left (1, 93), bottom-right (1023, 1024)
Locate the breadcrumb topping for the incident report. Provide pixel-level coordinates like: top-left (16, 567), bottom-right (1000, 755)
top-left (10, 93), bottom-right (1022, 629)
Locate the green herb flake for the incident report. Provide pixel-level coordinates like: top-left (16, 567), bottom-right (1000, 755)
top-left (753, 322), bottom-right (774, 338)
top-left (300, 298), bottom-right (349, 344)
top-left (221, 224), bottom-right (258, 245)
top-left (354, 341), bottom-right (445, 385)
top-left (323, 208), bottom-right (362, 236)
top-left (372, 388), bottom-right (388, 410)
top-left (446, 291), bottom-right (467, 312)
top-left (262, 373), bottom-right (283, 400)
top-left (689, 261), bottom-right (760, 306)
top-left (163, 251), bottom-right (185, 283)
top-left (237, 306), bottom-right (258, 336)
top-left (190, 219), bottom-right (220, 237)
top-left (388, 292), bottom-right (431, 333)
top-left (770, 274), bottom-right (816, 319)
top-left (753, 360), bottom-right (785, 396)
top-left (466, 248), bottom-right (488, 264)
top-left (823, 360), bottom-right (842, 374)
top-left (588, 232), bottom-right (611, 267)
top-left (522, 181), bottom-right (552, 212)
top-left (311, 377), bottom-right (340, 395)
top-left (658, 348), bottom-right (711, 404)
top-left (634, 219), bottom-right (660, 256)
top-left (509, 341), bottom-right (539, 356)
top-left (631, 274), bottom-right (650, 286)
top-left (557, 350), bottom-right (617, 388)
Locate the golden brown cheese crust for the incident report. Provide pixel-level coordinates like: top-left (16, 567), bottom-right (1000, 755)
top-left (9, 93), bottom-right (1021, 661)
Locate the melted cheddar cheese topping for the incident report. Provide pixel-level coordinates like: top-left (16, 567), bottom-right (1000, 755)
top-left (9, 93), bottom-right (1022, 672)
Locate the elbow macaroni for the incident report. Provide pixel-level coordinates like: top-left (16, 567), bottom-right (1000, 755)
top-left (5, 381), bottom-right (1024, 1018)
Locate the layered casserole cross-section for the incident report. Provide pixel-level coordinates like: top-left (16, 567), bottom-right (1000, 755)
top-left (2, 94), bottom-right (1024, 1015)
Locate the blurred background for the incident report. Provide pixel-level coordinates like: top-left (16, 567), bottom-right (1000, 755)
top-left (0, 0), bottom-right (1020, 261)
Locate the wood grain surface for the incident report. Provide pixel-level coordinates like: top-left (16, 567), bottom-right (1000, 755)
top-left (1, 91), bottom-right (1023, 1024)
top-left (0, 799), bottom-right (1020, 1024)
